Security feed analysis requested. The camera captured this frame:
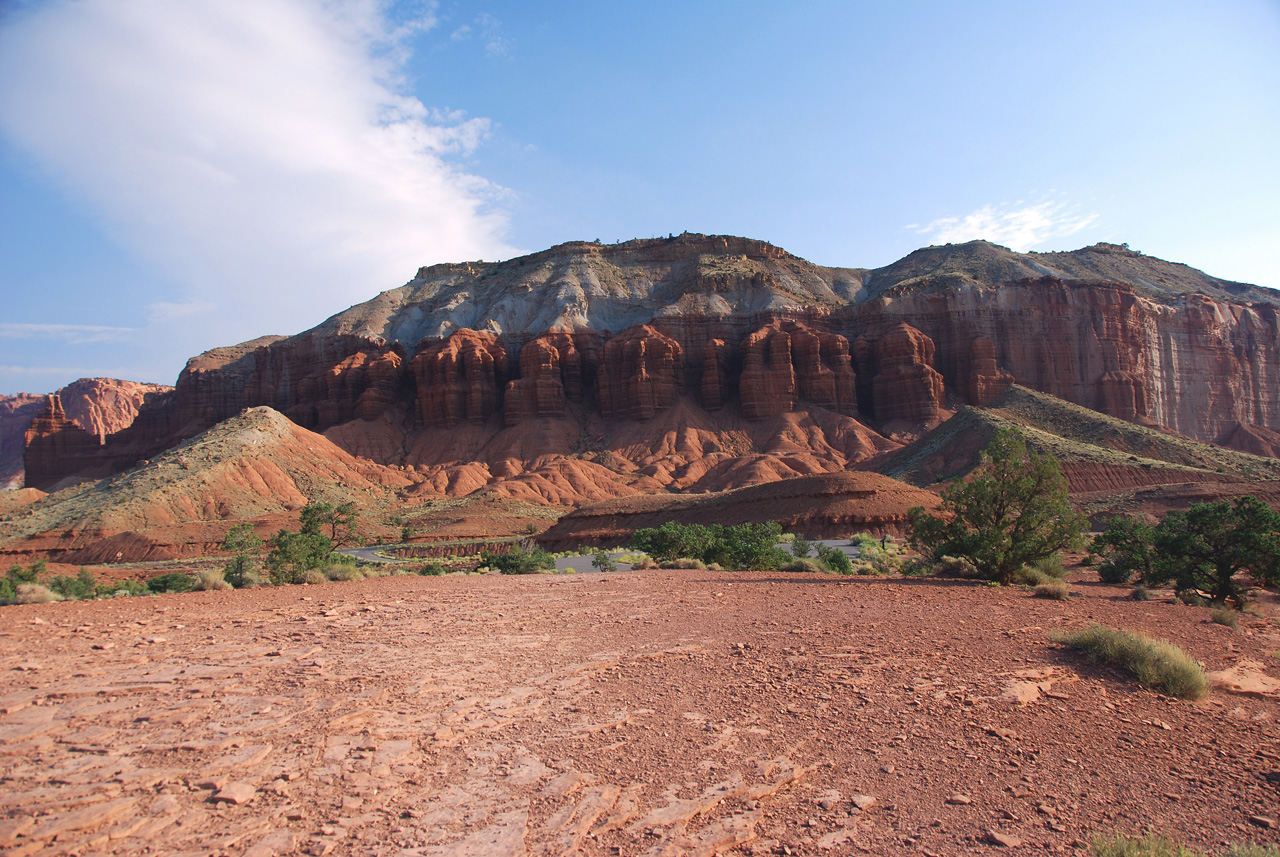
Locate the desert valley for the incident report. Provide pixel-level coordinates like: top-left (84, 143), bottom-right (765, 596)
top-left (1, 235), bottom-right (1280, 856)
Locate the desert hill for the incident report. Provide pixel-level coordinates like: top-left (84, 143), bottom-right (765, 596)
top-left (0, 407), bottom-right (411, 564)
top-left (537, 471), bottom-right (942, 550)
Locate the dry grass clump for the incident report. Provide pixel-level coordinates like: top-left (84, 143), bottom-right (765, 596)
top-left (1130, 586), bottom-right (1152, 601)
top-left (302, 570), bottom-right (329, 585)
top-left (1092, 834), bottom-right (1280, 856)
top-left (324, 566), bottom-right (365, 582)
top-left (1033, 579), bottom-right (1071, 600)
top-left (934, 555), bottom-right (979, 578)
top-left (15, 583), bottom-right (61, 604)
top-left (1052, 623), bottom-right (1208, 700)
top-left (1210, 607), bottom-right (1240, 629)
top-left (193, 569), bottom-right (232, 591)
top-left (782, 559), bottom-right (824, 574)
top-left (658, 558), bottom-right (707, 570)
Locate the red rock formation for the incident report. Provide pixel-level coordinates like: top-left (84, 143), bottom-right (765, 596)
top-left (503, 332), bottom-right (598, 425)
top-left (412, 329), bottom-right (506, 428)
top-left (738, 321), bottom-right (857, 420)
top-left (966, 338), bottom-right (1015, 406)
top-left (869, 323), bottom-right (945, 430)
top-left (598, 325), bottom-right (683, 420)
top-left (700, 339), bottom-right (730, 410)
top-left (23, 395), bottom-right (104, 489)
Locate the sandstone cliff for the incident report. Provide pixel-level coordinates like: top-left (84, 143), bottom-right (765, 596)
top-left (3, 378), bottom-right (170, 489)
top-left (22, 235), bottom-right (1280, 493)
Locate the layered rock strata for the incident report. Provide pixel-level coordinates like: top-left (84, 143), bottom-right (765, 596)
top-left (21, 235), bottom-right (1280, 490)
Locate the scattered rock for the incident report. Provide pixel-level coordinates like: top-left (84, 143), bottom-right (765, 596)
top-left (984, 829), bottom-right (1023, 847)
top-left (212, 782), bottom-right (258, 805)
top-left (1249, 815), bottom-right (1279, 830)
top-left (946, 794), bottom-right (973, 806)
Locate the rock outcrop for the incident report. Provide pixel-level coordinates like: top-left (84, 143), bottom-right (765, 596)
top-left (19, 235), bottom-right (1280, 492)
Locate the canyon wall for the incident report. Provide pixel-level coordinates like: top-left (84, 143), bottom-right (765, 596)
top-left (21, 237), bottom-right (1280, 490)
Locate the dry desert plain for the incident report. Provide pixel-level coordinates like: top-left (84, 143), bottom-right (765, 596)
top-left (2, 567), bottom-right (1280, 857)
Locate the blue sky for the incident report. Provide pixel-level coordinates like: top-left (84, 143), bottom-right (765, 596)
top-left (1, 0), bottom-right (1278, 394)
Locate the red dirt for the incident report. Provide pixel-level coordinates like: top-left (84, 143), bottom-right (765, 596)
top-left (2, 569), bottom-right (1277, 856)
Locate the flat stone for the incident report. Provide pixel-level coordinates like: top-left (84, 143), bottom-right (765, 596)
top-left (212, 782), bottom-right (258, 805)
top-left (985, 829), bottom-right (1023, 847)
top-left (946, 794), bottom-right (972, 805)
top-left (1249, 815), bottom-right (1279, 830)
top-left (850, 794), bottom-right (877, 811)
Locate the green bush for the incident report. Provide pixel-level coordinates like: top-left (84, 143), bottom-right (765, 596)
top-left (324, 565), bottom-right (365, 582)
top-left (416, 562), bottom-right (447, 576)
top-left (1014, 565), bottom-right (1056, 586)
top-left (7, 562), bottom-right (40, 584)
top-left (221, 524), bottom-right (263, 588)
top-left (482, 546), bottom-right (555, 575)
top-left (1093, 515), bottom-right (1157, 585)
top-left (817, 544), bottom-right (853, 575)
top-left (592, 552), bottom-right (617, 572)
top-left (782, 559), bottom-right (823, 574)
top-left (46, 568), bottom-right (96, 600)
top-left (0, 577), bottom-right (14, 604)
top-left (147, 572), bottom-right (194, 594)
top-left (101, 579), bottom-right (147, 598)
top-left (1052, 623), bottom-right (1208, 700)
top-left (1130, 585), bottom-right (1152, 601)
top-left (631, 521), bottom-right (784, 570)
top-left (791, 535), bottom-right (813, 559)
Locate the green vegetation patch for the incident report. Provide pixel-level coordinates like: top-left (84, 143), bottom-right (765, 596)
top-left (1052, 623), bottom-right (1208, 700)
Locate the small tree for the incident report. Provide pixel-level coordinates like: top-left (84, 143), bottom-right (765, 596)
top-left (791, 535), bottom-right (813, 559)
top-left (266, 529), bottom-right (333, 585)
top-left (221, 524), bottom-right (263, 588)
top-left (1092, 515), bottom-right (1157, 585)
top-left (592, 551), bottom-right (616, 572)
top-left (301, 502), bottom-right (361, 547)
top-left (908, 428), bottom-right (1086, 584)
top-left (1148, 496), bottom-right (1280, 605)
top-left (482, 546), bottom-right (555, 575)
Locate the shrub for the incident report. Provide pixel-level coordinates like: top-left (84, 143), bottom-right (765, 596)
top-left (1032, 553), bottom-right (1067, 578)
top-left (1014, 565), bottom-right (1055, 586)
top-left (634, 556), bottom-right (656, 569)
top-left (16, 583), bottom-right (60, 604)
top-left (302, 570), bottom-right (329, 585)
top-left (103, 579), bottom-right (148, 598)
top-left (783, 559), bottom-right (823, 574)
top-left (631, 521), bottom-right (784, 570)
top-left (1178, 590), bottom-right (1208, 608)
top-left (324, 565), bottom-right (365, 582)
top-left (791, 535), bottom-right (813, 559)
top-left (658, 557), bottom-right (707, 570)
top-left (934, 555), bottom-right (979, 578)
top-left (908, 429), bottom-right (1086, 584)
top-left (706, 562), bottom-right (723, 571)
top-left (592, 552), bottom-right (617, 572)
top-left (416, 562), bottom-right (447, 576)
top-left (814, 545), bottom-right (852, 575)
top-left (266, 529), bottom-right (334, 585)
top-left (0, 577), bottom-right (14, 604)
top-left (221, 524), bottom-right (263, 588)
top-left (1210, 607), bottom-right (1239, 629)
top-left (1093, 515), bottom-right (1157, 585)
top-left (482, 546), bottom-right (555, 575)
top-left (1150, 496), bottom-right (1280, 606)
top-left (193, 569), bottom-right (232, 591)
top-left (1091, 833), bottom-right (1202, 857)
top-left (1033, 579), bottom-right (1071, 600)
top-left (147, 572), bottom-right (194, 594)
top-left (47, 568), bottom-right (96, 600)
top-left (1130, 585), bottom-right (1152, 601)
top-left (563, 567), bottom-right (576, 574)
top-left (7, 562), bottom-right (40, 584)
top-left (1052, 623), bottom-right (1208, 700)
top-left (854, 545), bottom-right (895, 576)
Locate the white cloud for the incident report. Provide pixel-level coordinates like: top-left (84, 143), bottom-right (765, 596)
top-left (914, 200), bottom-right (1099, 252)
top-left (0, 323), bottom-right (137, 344)
top-left (0, 0), bottom-right (515, 354)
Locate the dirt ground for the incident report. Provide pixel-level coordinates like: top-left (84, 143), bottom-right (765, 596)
top-left (1, 569), bottom-right (1279, 857)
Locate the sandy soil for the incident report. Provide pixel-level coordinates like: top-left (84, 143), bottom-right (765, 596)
top-left (1, 570), bottom-right (1279, 856)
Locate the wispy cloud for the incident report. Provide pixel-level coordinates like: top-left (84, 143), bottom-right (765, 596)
top-left (0, 0), bottom-right (516, 356)
top-left (447, 12), bottom-right (511, 58)
top-left (913, 200), bottom-right (1099, 252)
top-left (0, 323), bottom-right (137, 344)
